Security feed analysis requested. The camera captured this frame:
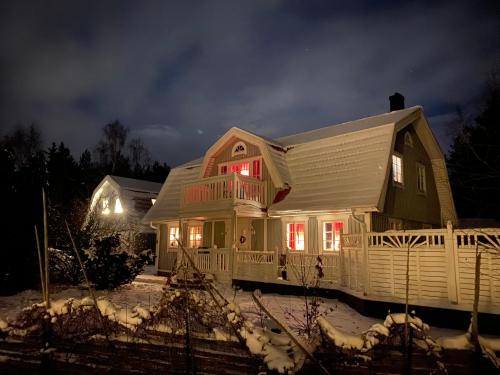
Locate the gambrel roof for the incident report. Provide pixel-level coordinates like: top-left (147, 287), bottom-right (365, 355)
top-left (143, 106), bottom-right (457, 224)
top-left (90, 175), bottom-right (162, 218)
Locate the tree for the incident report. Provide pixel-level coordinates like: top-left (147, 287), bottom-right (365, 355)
top-left (128, 137), bottom-right (151, 173)
top-left (2, 123), bottom-right (42, 169)
top-left (95, 120), bottom-right (129, 173)
top-left (447, 75), bottom-right (500, 219)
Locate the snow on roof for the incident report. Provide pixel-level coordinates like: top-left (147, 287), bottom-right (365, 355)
top-left (277, 106), bottom-right (421, 146)
top-left (269, 123), bottom-right (395, 214)
top-left (109, 175), bottom-right (163, 194)
top-left (142, 162), bottom-right (201, 222)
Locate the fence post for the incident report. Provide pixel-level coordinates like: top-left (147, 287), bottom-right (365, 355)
top-left (339, 228), bottom-right (346, 287)
top-left (362, 225), bottom-right (370, 296)
top-left (444, 220), bottom-right (459, 304)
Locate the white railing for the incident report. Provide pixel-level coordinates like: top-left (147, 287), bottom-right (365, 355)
top-left (236, 250), bottom-right (275, 264)
top-left (182, 173), bottom-right (266, 207)
top-left (185, 248), bottom-right (230, 275)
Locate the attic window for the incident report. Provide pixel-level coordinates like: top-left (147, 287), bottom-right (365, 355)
top-left (231, 141), bottom-right (247, 157)
top-left (392, 154), bottom-right (403, 185)
top-left (404, 132), bottom-right (413, 147)
top-left (102, 198), bottom-right (110, 215)
top-left (114, 198), bottom-right (124, 214)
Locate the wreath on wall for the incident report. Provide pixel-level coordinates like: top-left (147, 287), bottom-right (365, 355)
top-left (239, 235), bottom-right (247, 244)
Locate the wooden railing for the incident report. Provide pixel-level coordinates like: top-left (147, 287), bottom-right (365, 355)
top-left (185, 248), bottom-right (230, 275)
top-left (182, 173), bottom-right (266, 207)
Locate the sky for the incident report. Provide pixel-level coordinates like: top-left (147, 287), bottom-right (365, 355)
top-left (1, 0), bottom-right (499, 166)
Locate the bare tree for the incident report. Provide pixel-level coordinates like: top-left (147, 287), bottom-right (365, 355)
top-left (128, 137), bottom-right (150, 170)
top-left (95, 120), bottom-right (129, 173)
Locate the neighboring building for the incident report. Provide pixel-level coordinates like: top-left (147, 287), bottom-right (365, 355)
top-left (143, 104), bottom-right (457, 277)
top-left (88, 175), bottom-right (163, 252)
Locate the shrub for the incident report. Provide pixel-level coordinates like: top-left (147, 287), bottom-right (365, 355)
top-left (84, 234), bottom-right (146, 290)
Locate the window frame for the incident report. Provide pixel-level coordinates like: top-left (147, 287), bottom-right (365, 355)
top-left (404, 132), bottom-right (414, 148)
top-left (188, 224), bottom-right (203, 249)
top-left (231, 141), bottom-right (247, 157)
top-left (416, 162), bottom-right (427, 194)
top-left (321, 221), bottom-right (345, 252)
top-left (392, 153), bottom-right (404, 187)
top-left (168, 224), bottom-right (180, 249)
top-left (283, 219), bottom-right (307, 252)
top-left (218, 156), bottom-right (262, 179)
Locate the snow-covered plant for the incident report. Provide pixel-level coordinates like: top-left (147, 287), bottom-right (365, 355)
top-left (83, 234), bottom-right (145, 290)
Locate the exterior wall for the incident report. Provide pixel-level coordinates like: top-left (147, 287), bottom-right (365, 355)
top-left (379, 125), bottom-right (441, 230)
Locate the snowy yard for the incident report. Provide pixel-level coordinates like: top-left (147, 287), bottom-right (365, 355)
top-left (0, 272), bottom-right (460, 340)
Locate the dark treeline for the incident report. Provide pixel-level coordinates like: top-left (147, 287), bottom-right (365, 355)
top-left (447, 71), bottom-right (500, 221)
top-left (0, 120), bottom-right (170, 294)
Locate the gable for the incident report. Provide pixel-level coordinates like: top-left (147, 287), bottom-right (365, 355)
top-left (199, 127), bottom-right (290, 188)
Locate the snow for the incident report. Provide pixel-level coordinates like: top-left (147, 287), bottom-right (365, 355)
top-left (437, 333), bottom-right (474, 350)
top-left (318, 317), bottom-right (366, 350)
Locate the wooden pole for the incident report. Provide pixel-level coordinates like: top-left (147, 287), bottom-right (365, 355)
top-left (471, 244), bottom-right (481, 352)
top-left (34, 225), bottom-right (46, 301)
top-left (42, 188), bottom-right (50, 308)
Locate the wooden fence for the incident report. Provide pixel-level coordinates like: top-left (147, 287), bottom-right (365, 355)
top-left (232, 223), bottom-right (500, 314)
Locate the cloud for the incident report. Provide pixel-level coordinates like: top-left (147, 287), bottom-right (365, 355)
top-left (0, 0), bottom-right (498, 165)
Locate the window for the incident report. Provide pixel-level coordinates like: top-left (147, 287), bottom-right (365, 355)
top-left (252, 159), bottom-right (261, 179)
top-left (392, 154), bottom-right (403, 184)
top-left (231, 162), bottom-right (250, 176)
top-left (220, 165), bottom-right (228, 175)
top-left (114, 197), bottom-right (124, 213)
top-left (101, 198), bottom-right (110, 215)
top-left (417, 163), bottom-right (426, 193)
top-left (169, 226), bottom-right (180, 248)
top-left (151, 198), bottom-right (156, 205)
top-left (388, 218), bottom-right (403, 230)
top-left (323, 222), bottom-right (344, 251)
top-left (286, 223), bottom-right (305, 251)
top-left (231, 141), bottom-right (247, 157)
top-left (188, 225), bottom-right (203, 248)
top-left (404, 132), bottom-right (414, 147)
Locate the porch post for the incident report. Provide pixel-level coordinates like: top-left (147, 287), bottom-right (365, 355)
top-left (444, 220), bottom-right (459, 304)
top-left (263, 218), bottom-right (268, 252)
top-left (361, 224), bottom-right (369, 296)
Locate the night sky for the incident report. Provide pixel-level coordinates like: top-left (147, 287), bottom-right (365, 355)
top-left (1, 1), bottom-right (499, 166)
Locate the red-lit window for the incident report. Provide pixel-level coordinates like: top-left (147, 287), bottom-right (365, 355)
top-left (252, 159), bottom-right (260, 179)
top-left (230, 162), bottom-right (250, 176)
top-left (220, 165), bottom-right (227, 175)
top-left (323, 221), bottom-right (344, 251)
top-left (286, 223), bottom-right (305, 251)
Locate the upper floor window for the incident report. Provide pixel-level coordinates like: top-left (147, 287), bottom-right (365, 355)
top-left (404, 132), bottom-right (414, 148)
top-left (169, 225), bottom-right (180, 248)
top-left (231, 141), bottom-right (247, 157)
top-left (286, 223), bottom-right (305, 251)
top-left (188, 225), bottom-right (203, 248)
top-left (392, 154), bottom-right (403, 185)
top-left (417, 163), bottom-right (426, 193)
top-left (323, 221), bottom-right (344, 251)
top-left (219, 158), bottom-right (261, 179)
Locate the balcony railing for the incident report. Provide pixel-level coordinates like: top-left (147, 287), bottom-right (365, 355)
top-left (182, 173), bottom-right (266, 207)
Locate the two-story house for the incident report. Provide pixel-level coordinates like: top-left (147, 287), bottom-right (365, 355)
top-left (144, 103), bottom-right (456, 286)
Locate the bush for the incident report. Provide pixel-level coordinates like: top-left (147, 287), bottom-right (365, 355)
top-left (84, 234), bottom-right (146, 290)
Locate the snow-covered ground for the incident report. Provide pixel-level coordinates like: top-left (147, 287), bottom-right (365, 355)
top-left (0, 272), bottom-right (460, 339)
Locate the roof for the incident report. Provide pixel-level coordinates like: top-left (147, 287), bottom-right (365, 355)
top-left (108, 175), bottom-right (163, 194)
top-left (143, 162), bottom-right (202, 222)
top-left (144, 106), bottom-right (457, 223)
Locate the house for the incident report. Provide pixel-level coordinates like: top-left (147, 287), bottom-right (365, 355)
top-left (88, 175), bottom-right (163, 252)
top-left (145, 100), bottom-right (455, 259)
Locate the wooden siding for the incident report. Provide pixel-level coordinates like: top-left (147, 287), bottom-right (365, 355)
top-left (381, 125), bottom-right (441, 229)
top-left (207, 137), bottom-right (261, 177)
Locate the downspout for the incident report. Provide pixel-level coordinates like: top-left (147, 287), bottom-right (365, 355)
top-left (150, 221), bottom-right (159, 274)
top-left (351, 209), bottom-right (369, 296)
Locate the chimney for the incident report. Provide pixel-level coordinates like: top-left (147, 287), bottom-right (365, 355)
top-left (389, 92), bottom-right (405, 111)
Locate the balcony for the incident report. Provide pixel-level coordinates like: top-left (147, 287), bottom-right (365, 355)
top-left (181, 173), bottom-right (266, 211)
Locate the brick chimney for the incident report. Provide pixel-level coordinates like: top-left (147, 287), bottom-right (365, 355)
top-left (389, 92), bottom-right (405, 111)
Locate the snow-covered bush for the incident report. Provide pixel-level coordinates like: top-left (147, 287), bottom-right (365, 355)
top-left (49, 248), bottom-right (81, 285)
top-left (84, 234), bottom-right (145, 290)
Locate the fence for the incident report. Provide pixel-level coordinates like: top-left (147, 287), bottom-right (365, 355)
top-left (233, 223), bottom-right (500, 314)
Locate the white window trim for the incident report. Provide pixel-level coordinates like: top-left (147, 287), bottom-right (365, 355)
top-left (282, 218), bottom-right (308, 252)
top-left (166, 222), bottom-right (180, 249)
top-left (218, 156), bottom-right (262, 179)
top-left (231, 141), bottom-right (247, 157)
top-left (316, 215), bottom-right (348, 253)
top-left (416, 162), bottom-right (427, 195)
top-left (188, 223), bottom-right (203, 249)
top-left (392, 152), bottom-right (404, 187)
